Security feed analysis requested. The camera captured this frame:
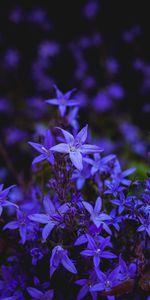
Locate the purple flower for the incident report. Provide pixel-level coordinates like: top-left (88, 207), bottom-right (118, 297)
top-left (112, 160), bottom-right (136, 186)
top-left (90, 267), bottom-right (120, 292)
top-left (75, 271), bottom-right (98, 300)
top-left (111, 192), bottom-right (134, 214)
top-left (28, 129), bottom-right (54, 165)
top-left (29, 195), bottom-right (70, 241)
top-left (50, 245), bottom-right (77, 277)
top-left (27, 286), bottom-right (54, 300)
top-left (3, 209), bottom-right (30, 244)
top-left (104, 180), bottom-right (124, 197)
top-left (118, 256), bottom-right (136, 281)
top-left (50, 125), bottom-right (103, 171)
top-left (108, 208), bottom-right (122, 231)
top-left (0, 184), bottom-right (17, 216)
top-left (80, 235), bottom-right (116, 268)
top-left (137, 215), bottom-right (150, 237)
top-left (82, 197), bottom-right (112, 234)
top-left (46, 85), bottom-right (79, 117)
top-left (84, 153), bottom-right (116, 175)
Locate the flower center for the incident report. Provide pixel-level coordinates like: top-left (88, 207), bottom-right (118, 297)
top-left (105, 280), bottom-right (111, 288)
top-left (41, 146), bottom-right (49, 153)
top-left (95, 248), bottom-right (101, 255)
top-left (70, 145), bottom-right (76, 152)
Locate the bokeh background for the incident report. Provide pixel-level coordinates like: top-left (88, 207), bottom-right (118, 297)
top-left (0, 0), bottom-right (150, 186)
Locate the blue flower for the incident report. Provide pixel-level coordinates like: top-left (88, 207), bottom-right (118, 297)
top-left (118, 256), bottom-right (136, 280)
top-left (104, 180), bottom-right (125, 197)
top-left (75, 270), bottom-right (98, 300)
top-left (50, 125), bottom-right (103, 170)
top-left (80, 235), bottom-right (116, 268)
top-left (3, 209), bottom-right (30, 244)
top-left (111, 191), bottom-right (135, 214)
top-left (29, 195), bottom-right (70, 241)
top-left (82, 196), bottom-right (112, 234)
top-left (46, 85), bottom-right (79, 117)
top-left (0, 184), bottom-right (17, 216)
top-left (90, 267), bottom-right (120, 292)
top-left (28, 129), bottom-right (54, 165)
top-left (137, 215), bottom-right (150, 237)
top-left (112, 159), bottom-right (136, 186)
top-left (50, 245), bottom-right (77, 277)
top-left (84, 153), bottom-right (116, 175)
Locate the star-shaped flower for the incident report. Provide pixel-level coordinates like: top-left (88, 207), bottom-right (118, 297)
top-left (29, 195), bottom-right (70, 241)
top-left (46, 85), bottom-right (79, 117)
top-left (50, 125), bottom-right (103, 171)
top-left (80, 235), bottom-right (116, 268)
top-left (28, 129), bottom-right (54, 165)
top-left (0, 184), bottom-right (17, 216)
top-left (82, 196), bottom-right (112, 234)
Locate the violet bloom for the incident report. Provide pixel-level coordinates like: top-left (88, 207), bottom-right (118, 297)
top-left (27, 287), bottom-right (54, 300)
top-left (118, 256), bottom-right (136, 281)
top-left (108, 208), bottom-right (122, 231)
top-left (50, 125), bottom-right (103, 171)
top-left (28, 129), bottom-right (54, 165)
top-left (112, 160), bottom-right (136, 186)
top-left (82, 196), bottom-right (112, 234)
top-left (111, 191), bottom-right (134, 214)
top-left (104, 180), bottom-right (124, 197)
top-left (90, 267), bottom-right (120, 293)
top-left (137, 215), bottom-right (150, 237)
top-left (84, 153), bottom-right (116, 175)
top-left (29, 195), bottom-right (69, 241)
top-left (46, 85), bottom-right (79, 117)
top-left (0, 184), bottom-right (17, 216)
top-left (75, 271), bottom-right (98, 300)
top-left (50, 245), bottom-right (77, 277)
top-left (80, 235), bottom-right (116, 268)
top-left (3, 209), bottom-right (30, 244)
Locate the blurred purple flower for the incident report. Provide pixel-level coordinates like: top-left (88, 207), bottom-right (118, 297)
top-left (0, 184), bottom-right (17, 216)
top-left (46, 85), bottom-right (79, 117)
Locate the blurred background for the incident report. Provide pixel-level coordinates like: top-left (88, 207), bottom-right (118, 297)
top-left (0, 0), bottom-right (150, 185)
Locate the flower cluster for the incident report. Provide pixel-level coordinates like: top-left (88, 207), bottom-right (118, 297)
top-left (0, 86), bottom-right (149, 300)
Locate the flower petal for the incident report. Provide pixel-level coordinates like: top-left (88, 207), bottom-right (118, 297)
top-left (43, 195), bottom-right (55, 215)
top-left (70, 151), bottom-right (83, 170)
top-left (61, 254), bottom-right (77, 274)
top-left (46, 98), bottom-right (59, 105)
top-left (27, 287), bottom-right (43, 298)
top-left (94, 197), bottom-right (102, 214)
top-left (28, 213), bottom-right (49, 224)
top-left (76, 125), bottom-right (88, 144)
top-left (55, 127), bottom-right (74, 144)
top-left (80, 144), bottom-right (103, 154)
top-left (82, 201), bottom-right (93, 215)
top-left (50, 143), bottom-right (69, 153)
top-left (28, 142), bottom-right (44, 154)
top-left (3, 221), bottom-right (19, 230)
top-left (42, 223), bottom-right (55, 240)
